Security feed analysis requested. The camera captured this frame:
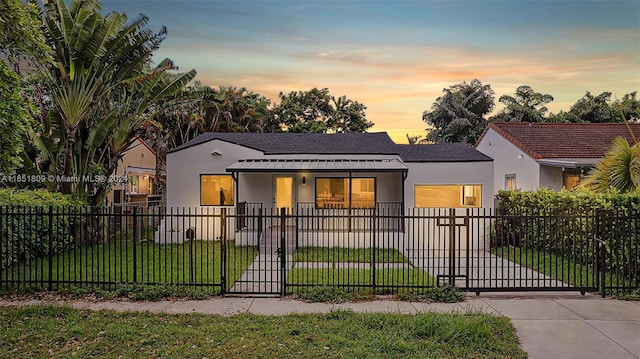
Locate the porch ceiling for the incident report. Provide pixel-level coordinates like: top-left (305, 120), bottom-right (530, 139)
top-left (226, 159), bottom-right (408, 172)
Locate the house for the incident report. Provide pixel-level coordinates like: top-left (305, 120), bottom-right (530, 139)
top-left (107, 137), bottom-right (162, 206)
top-left (157, 132), bottom-right (492, 244)
top-left (475, 123), bottom-right (640, 194)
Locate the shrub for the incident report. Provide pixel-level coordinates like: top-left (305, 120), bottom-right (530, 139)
top-left (494, 189), bottom-right (640, 288)
top-left (0, 189), bottom-right (85, 270)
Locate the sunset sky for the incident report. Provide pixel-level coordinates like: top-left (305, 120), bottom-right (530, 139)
top-left (101, 0), bottom-right (640, 143)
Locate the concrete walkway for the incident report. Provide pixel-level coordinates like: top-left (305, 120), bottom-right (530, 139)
top-left (1, 292), bottom-right (638, 358)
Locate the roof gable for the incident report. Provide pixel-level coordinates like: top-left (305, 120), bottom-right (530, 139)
top-left (478, 123), bottom-right (640, 159)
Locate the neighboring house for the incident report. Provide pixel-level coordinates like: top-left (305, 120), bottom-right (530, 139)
top-left (107, 137), bottom-right (162, 206)
top-left (158, 132), bottom-right (492, 243)
top-left (475, 122), bottom-right (640, 194)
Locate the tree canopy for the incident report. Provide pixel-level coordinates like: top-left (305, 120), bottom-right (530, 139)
top-left (549, 91), bottom-right (640, 124)
top-left (273, 88), bottom-right (373, 133)
top-left (422, 79), bottom-right (495, 144)
top-left (490, 85), bottom-right (554, 123)
top-left (0, 0), bottom-right (50, 174)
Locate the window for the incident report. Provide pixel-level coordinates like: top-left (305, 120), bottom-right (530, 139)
top-left (315, 177), bottom-right (375, 209)
top-left (128, 175), bottom-right (138, 194)
top-left (505, 174), bottom-right (516, 190)
top-left (201, 175), bottom-right (234, 206)
top-left (414, 185), bottom-right (482, 208)
top-left (563, 169), bottom-right (581, 190)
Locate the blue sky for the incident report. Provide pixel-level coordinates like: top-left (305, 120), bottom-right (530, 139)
top-left (102, 0), bottom-right (640, 142)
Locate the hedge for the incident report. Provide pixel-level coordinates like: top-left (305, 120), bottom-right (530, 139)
top-left (494, 189), bottom-right (640, 286)
top-left (0, 189), bottom-right (85, 270)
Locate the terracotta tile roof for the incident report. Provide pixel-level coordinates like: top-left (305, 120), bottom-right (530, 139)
top-left (478, 123), bottom-right (640, 159)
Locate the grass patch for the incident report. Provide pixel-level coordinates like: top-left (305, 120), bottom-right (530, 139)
top-left (0, 305), bottom-right (526, 358)
top-left (293, 247), bottom-right (409, 264)
top-left (288, 268), bottom-right (437, 294)
top-left (396, 285), bottom-right (465, 303)
top-left (295, 285), bottom-right (373, 303)
top-left (2, 240), bottom-right (257, 292)
top-left (491, 246), bottom-right (636, 294)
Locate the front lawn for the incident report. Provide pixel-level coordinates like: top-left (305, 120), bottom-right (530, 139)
top-left (1, 240), bottom-right (257, 292)
top-left (0, 305), bottom-right (526, 358)
top-left (293, 247), bottom-right (410, 263)
top-left (289, 247), bottom-right (437, 293)
top-left (492, 246), bottom-right (636, 294)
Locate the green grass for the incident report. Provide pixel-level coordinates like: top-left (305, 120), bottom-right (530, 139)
top-left (0, 305), bottom-right (526, 359)
top-left (2, 240), bottom-right (257, 291)
top-left (289, 247), bottom-right (438, 295)
top-left (288, 268), bottom-right (437, 293)
top-left (293, 247), bottom-right (410, 264)
top-left (491, 246), bottom-right (635, 293)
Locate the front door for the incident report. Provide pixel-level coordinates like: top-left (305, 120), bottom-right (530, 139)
top-left (274, 176), bottom-right (294, 215)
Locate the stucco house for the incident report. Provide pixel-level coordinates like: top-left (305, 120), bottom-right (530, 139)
top-left (107, 137), bottom-right (162, 206)
top-left (156, 132), bottom-right (492, 244)
top-left (475, 122), bottom-right (640, 194)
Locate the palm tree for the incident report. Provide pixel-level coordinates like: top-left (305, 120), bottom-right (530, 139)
top-left (33, 0), bottom-right (196, 204)
top-left (580, 136), bottom-right (640, 193)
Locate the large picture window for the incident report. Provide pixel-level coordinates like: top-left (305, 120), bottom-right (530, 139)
top-left (414, 185), bottom-right (482, 208)
top-left (201, 175), bottom-right (234, 206)
top-left (315, 177), bottom-right (375, 209)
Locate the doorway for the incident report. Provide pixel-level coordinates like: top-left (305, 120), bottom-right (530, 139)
top-left (274, 176), bottom-right (294, 215)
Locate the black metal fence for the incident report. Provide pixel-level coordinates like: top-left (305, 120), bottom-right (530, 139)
top-left (1, 205), bottom-right (638, 297)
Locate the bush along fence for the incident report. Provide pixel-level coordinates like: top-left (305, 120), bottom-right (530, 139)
top-left (0, 204), bottom-right (638, 297)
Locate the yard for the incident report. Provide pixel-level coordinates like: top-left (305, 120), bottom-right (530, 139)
top-left (288, 247), bottom-right (437, 294)
top-left (1, 240), bottom-right (257, 292)
top-left (0, 305), bottom-right (526, 359)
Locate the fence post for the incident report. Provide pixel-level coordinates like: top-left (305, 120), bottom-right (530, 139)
top-left (448, 208), bottom-right (456, 287)
top-left (221, 207), bottom-right (227, 295)
top-left (132, 206), bottom-right (138, 283)
top-left (280, 207), bottom-right (287, 296)
top-left (594, 208), bottom-right (607, 298)
top-left (48, 206), bottom-right (53, 291)
top-left (371, 206), bottom-right (377, 293)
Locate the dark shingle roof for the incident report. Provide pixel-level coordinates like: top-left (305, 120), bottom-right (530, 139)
top-left (478, 123), bottom-right (640, 159)
top-left (396, 143), bottom-right (493, 162)
top-left (170, 132), bottom-right (400, 155)
top-left (171, 132), bottom-right (494, 162)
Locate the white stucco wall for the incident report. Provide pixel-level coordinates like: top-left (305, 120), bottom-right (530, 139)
top-left (166, 140), bottom-right (263, 208)
top-left (540, 165), bottom-right (562, 190)
top-left (475, 128), bottom-right (541, 193)
top-left (403, 161), bottom-right (494, 209)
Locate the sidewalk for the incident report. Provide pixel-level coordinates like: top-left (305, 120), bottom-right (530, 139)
top-left (1, 293), bottom-right (638, 359)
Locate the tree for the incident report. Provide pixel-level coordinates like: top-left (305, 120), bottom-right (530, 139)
top-left (615, 92), bottom-right (640, 124)
top-left (156, 84), bottom-right (274, 151)
top-left (554, 91), bottom-right (616, 123)
top-left (32, 0), bottom-right (196, 204)
top-left (0, 0), bottom-right (50, 175)
top-left (490, 85), bottom-right (554, 123)
top-left (422, 79), bottom-right (495, 144)
top-left (273, 88), bottom-right (373, 133)
top-left (580, 136), bottom-right (639, 193)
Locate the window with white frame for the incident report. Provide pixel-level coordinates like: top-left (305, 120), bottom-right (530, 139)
top-left (505, 174), bottom-right (516, 190)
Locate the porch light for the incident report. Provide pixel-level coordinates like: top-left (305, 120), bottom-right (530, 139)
top-left (302, 176), bottom-right (307, 185)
